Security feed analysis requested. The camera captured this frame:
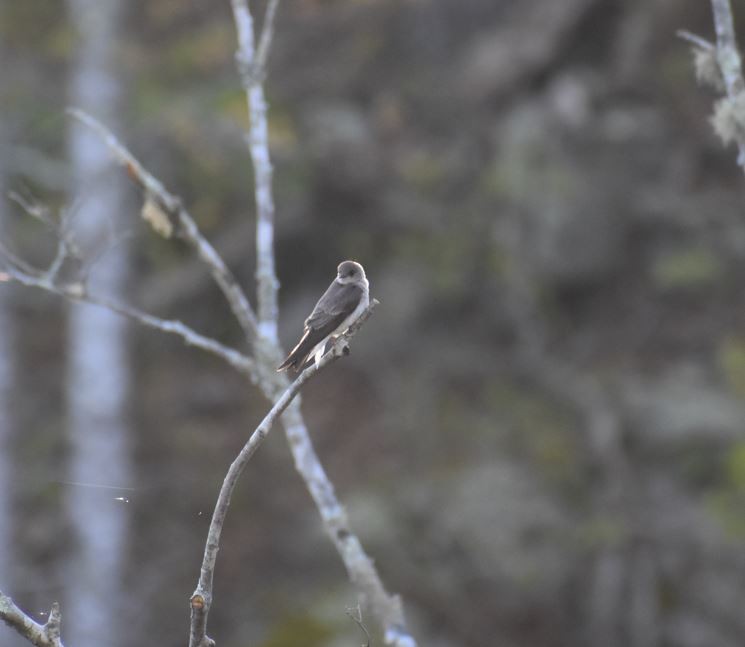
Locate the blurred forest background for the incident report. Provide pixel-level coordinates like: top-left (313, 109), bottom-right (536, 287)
top-left (2, 1), bottom-right (745, 646)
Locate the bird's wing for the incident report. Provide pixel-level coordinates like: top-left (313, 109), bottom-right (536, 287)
top-left (305, 281), bottom-right (363, 332)
top-left (277, 281), bottom-right (363, 371)
top-left (276, 327), bottom-right (317, 371)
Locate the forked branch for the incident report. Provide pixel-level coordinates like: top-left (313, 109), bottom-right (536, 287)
top-left (68, 108), bottom-right (261, 344)
top-left (188, 301), bottom-right (379, 647)
top-left (2, 1), bottom-right (418, 645)
top-left (230, 0), bottom-right (280, 342)
top-left (0, 592), bottom-right (63, 647)
top-left (0, 264), bottom-right (256, 380)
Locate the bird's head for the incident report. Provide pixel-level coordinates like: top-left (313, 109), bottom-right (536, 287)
top-left (337, 260), bottom-right (366, 284)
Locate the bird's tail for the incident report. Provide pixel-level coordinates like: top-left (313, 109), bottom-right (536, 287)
top-left (277, 333), bottom-right (315, 372)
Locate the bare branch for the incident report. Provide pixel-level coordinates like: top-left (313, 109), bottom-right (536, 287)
top-left (0, 239), bottom-right (40, 276)
top-left (66, 108), bottom-right (260, 344)
top-left (230, 0), bottom-right (280, 342)
top-left (676, 29), bottom-right (714, 51)
top-left (0, 592), bottom-right (64, 647)
top-left (711, 0), bottom-right (745, 96)
top-left (346, 604), bottom-right (371, 647)
top-left (188, 301), bottom-right (379, 647)
top-left (279, 397), bottom-right (416, 647)
top-left (7, 191), bottom-right (56, 229)
top-left (706, 0), bottom-right (745, 169)
top-left (225, 2), bottom-right (417, 643)
top-left (7, 191), bottom-right (85, 283)
top-left (0, 264), bottom-right (258, 380)
top-left (256, 0), bottom-right (280, 73)
top-left (4, 8), bottom-right (417, 647)
top-left (247, 305), bottom-right (418, 647)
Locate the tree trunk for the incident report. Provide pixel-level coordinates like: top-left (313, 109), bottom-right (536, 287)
top-left (64, 1), bottom-right (131, 645)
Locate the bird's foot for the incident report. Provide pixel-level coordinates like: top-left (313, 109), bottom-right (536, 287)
top-left (331, 335), bottom-right (350, 358)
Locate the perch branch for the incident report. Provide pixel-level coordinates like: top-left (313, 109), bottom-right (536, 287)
top-left (188, 300), bottom-right (379, 647)
top-left (226, 1), bottom-right (418, 644)
top-left (0, 592), bottom-right (63, 647)
top-left (230, 0), bottom-right (280, 342)
top-left (5, 9), bottom-right (418, 647)
top-left (4, 106), bottom-right (417, 644)
top-left (66, 108), bottom-right (260, 344)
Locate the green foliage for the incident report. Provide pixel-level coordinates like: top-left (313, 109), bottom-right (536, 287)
top-left (718, 336), bottom-right (745, 398)
top-left (658, 49), bottom-right (698, 91)
top-left (399, 151), bottom-right (449, 192)
top-left (726, 442), bottom-right (745, 491)
top-left (434, 390), bottom-right (500, 464)
top-left (480, 118), bottom-right (577, 204)
top-left (575, 516), bottom-right (627, 548)
top-left (485, 381), bottom-right (581, 488)
top-left (0, 3), bottom-right (67, 54)
top-left (706, 490), bottom-right (745, 538)
top-left (131, 78), bottom-right (172, 118)
top-left (394, 231), bottom-right (473, 294)
top-left (46, 23), bottom-right (75, 58)
top-left (258, 613), bottom-right (334, 647)
top-left (162, 22), bottom-right (234, 78)
top-left (705, 442), bottom-right (745, 539)
top-left (651, 247), bottom-right (724, 290)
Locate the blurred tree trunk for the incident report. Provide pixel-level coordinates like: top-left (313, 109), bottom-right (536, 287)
top-left (64, 1), bottom-right (131, 645)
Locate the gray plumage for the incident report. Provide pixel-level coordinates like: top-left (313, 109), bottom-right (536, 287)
top-left (277, 260), bottom-right (369, 372)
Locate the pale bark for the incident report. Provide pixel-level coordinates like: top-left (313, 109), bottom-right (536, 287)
top-left (72, 85), bottom-right (417, 643)
top-left (64, 1), bottom-right (131, 645)
top-left (681, 0), bottom-right (745, 171)
top-left (0, 594), bottom-right (63, 647)
top-left (188, 301), bottom-right (378, 647)
top-left (227, 3), bottom-right (417, 644)
top-left (711, 0), bottom-right (745, 168)
top-left (1, 2), bottom-right (418, 645)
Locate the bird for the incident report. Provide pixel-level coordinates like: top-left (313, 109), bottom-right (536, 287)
top-left (277, 260), bottom-right (370, 372)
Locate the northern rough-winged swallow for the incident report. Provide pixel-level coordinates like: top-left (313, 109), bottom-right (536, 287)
top-left (277, 260), bottom-right (370, 372)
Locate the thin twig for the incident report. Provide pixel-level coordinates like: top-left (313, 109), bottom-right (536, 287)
top-left (188, 301), bottom-right (379, 647)
top-left (66, 108), bottom-right (261, 344)
top-left (0, 592), bottom-right (64, 647)
top-left (7, 192), bottom-right (83, 285)
top-left (7, 191), bottom-right (55, 229)
top-left (230, 0), bottom-right (280, 343)
top-left (0, 239), bottom-right (40, 276)
top-left (346, 603), bottom-right (371, 647)
top-left (0, 264), bottom-right (258, 379)
top-left (676, 29), bottom-right (714, 51)
top-left (256, 0), bottom-right (280, 73)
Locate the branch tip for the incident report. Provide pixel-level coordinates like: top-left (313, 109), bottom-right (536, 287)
top-left (677, 29), bottom-right (715, 51)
